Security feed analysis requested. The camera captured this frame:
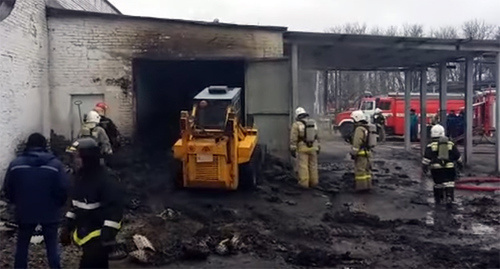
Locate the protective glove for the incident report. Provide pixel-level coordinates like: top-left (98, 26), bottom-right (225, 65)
top-left (59, 227), bottom-right (72, 246)
top-left (101, 226), bottom-right (118, 246)
top-left (317, 146), bottom-right (321, 154)
top-left (422, 165), bottom-right (429, 175)
top-left (350, 153), bottom-right (356, 160)
top-left (290, 150), bottom-right (297, 158)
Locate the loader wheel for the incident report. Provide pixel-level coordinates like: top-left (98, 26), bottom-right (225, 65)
top-left (239, 162), bottom-right (257, 190)
top-left (239, 145), bottom-right (262, 190)
top-left (171, 159), bottom-right (183, 190)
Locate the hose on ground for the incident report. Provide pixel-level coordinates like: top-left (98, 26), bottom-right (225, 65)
top-left (455, 177), bottom-right (500, 192)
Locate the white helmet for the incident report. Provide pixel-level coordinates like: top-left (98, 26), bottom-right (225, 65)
top-left (430, 124), bottom-right (445, 138)
top-left (86, 110), bottom-right (101, 124)
top-left (350, 110), bottom-right (365, 123)
top-left (375, 108), bottom-right (382, 114)
top-left (295, 107), bottom-right (307, 118)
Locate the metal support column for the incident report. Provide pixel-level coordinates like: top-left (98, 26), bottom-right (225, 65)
top-left (464, 57), bottom-right (474, 166)
top-left (291, 44), bottom-right (299, 117)
top-left (495, 52), bottom-right (500, 174)
top-left (439, 62), bottom-right (448, 126)
top-left (420, 68), bottom-right (428, 155)
top-left (323, 70), bottom-right (329, 114)
top-left (404, 70), bottom-right (412, 151)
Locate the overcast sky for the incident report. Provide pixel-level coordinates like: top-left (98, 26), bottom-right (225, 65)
top-left (110, 0), bottom-right (500, 32)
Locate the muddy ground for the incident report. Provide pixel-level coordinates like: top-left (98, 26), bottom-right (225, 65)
top-left (1, 137), bottom-right (499, 268)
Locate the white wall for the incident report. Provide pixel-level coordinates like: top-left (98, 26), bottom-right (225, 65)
top-left (0, 0), bottom-right (50, 181)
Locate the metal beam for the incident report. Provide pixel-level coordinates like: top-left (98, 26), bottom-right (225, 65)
top-left (496, 51), bottom-right (500, 174)
top-left (439, 62), bottom-right (448, 127)
top-left (420, 68), bottom-right (428, 156)
top-left (464, 56), bottom-right (474, 166)
top-left (291, 43), bottom-right (299, 119)
top-left (404, 70), bottom-right (412, 151)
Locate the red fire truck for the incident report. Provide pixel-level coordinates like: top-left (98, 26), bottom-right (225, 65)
top-left (334, 92), bottom-right (466, 139)
top-left (472, 88), bottom-right (497, 136)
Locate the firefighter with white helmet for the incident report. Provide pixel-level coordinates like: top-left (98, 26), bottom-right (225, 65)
top-left (422, 124), bottom-right (463, 206)
top-left (350, 110), bottom-right (376, 191)
top-left (290, 107), bottom-right (320, 188)
top-left (77, 110), bottom-right (113, 156)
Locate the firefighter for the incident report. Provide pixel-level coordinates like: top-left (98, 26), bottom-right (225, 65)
top-left (350, 110), bottom-right (373, 191)
top-left (94, 102), bottom-right (121, 150)
top-left (60, 137), bottom-right (124, 268)
top-left (373, 108), bottom-right (386, 142)
top-left (422, 124), bottom-right (463, 206)
top-left (290, 107), bottom-right (320, 188)
top-left (78, 110), bottom-right (113, 156)
top-left (410, 109), bottom-right (418, 142)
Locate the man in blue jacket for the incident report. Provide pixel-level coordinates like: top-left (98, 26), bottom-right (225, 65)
top-left (2, 133), bottom-right (69, 269)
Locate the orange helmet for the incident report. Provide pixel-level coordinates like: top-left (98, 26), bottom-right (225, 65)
top-left (96, 102), bottom-right (108, 111)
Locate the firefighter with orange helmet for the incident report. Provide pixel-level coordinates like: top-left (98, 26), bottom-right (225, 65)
top-left (94, 102), bottom-right (121, 150)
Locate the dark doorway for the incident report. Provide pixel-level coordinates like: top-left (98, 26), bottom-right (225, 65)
top-left (134, 59), bottom-right (245, 152)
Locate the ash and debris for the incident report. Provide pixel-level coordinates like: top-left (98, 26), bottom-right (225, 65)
top-left (1, 138), bottom-right (499, 268)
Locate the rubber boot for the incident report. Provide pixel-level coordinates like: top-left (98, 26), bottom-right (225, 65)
top-left (445, 187), bottom-right (455, 208)
top-left (433, 186), bottom-right (443, 205)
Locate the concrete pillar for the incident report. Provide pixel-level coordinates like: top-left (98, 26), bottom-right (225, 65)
top-left (495, 51), bottom-right (500, 174)
top-left (404, 70), bottom-right (412, 151)
top-left (464, 57), bottom-right (474, 166)
top-left (439, 62), bottom-right (448, 126)
top-left (420, 68), bottom-right (428, 155)
top-left (291, 43), bottom-right (299, 121)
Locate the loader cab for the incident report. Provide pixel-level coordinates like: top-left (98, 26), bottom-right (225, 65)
top-left (193, 86), bottom-right (242, 130)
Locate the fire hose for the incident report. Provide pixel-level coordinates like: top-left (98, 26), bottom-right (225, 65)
top-left (455, 177), bottom-right (500, 192)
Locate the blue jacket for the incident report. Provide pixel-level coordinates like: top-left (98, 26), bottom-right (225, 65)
top-left (3, 148), bottom-right (69, 224)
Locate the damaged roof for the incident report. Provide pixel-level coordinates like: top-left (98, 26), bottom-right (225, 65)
top-left (46, 7), bottom-right (288, 32)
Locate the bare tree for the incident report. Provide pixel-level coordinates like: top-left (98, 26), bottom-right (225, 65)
top-left (430, 26), bottom-right (459, 39)
top-left (462, 19), bottom-right (496, 40)
top-left (402, 23), bottom-right (424, 37)
top-left (327, 22), bottom-right (367, 35)
top-left (385, 26), bottom-right (399, 36)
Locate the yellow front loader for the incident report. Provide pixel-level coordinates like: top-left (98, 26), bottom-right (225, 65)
top-left (172, 86), bottom-right (261, 190)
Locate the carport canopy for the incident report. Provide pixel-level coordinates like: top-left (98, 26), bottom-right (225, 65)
top-left (284, 31), bottom-right (500, 173)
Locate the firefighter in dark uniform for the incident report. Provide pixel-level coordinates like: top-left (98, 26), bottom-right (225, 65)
top-left (60, 137), bottom-right (124, 268)
top-left (422, 124), bottom-right (463, 206)
top-left (373, 108), bottom-right (386, 142)
top-left (94, 102), bottom-right (121, 150)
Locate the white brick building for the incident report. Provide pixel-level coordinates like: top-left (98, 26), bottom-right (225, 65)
top-left (0, 0), bottom-right (289, 182)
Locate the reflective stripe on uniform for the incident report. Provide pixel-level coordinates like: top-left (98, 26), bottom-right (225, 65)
top-left (434, 184), bottom-right (444, 188)
top-left (65, 212), bottom-right (76, 219)
top-left (443, 181), bottom-right (455, 188)
top-left (355, 174), bottom-right (372, 181)
top-left (357, 150), bottom-right (369, 156)
top-left (10, 165), bottom-right (32, 171)
top-left (72, 200), bottom-right (101, 210)
top-left (104, 220), bottom-right (121, 230)
top-left (352, 147), bottom-right (359, 152)
top-left (422, 158), bottom-right (431, 165)
top-left (73, 229), bottom-right (100, 246)
top-left (430, 162), bottom-right (455, 169)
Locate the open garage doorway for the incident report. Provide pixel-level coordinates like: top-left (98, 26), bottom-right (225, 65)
top-left (133, 59), bottom-right (246, 152)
